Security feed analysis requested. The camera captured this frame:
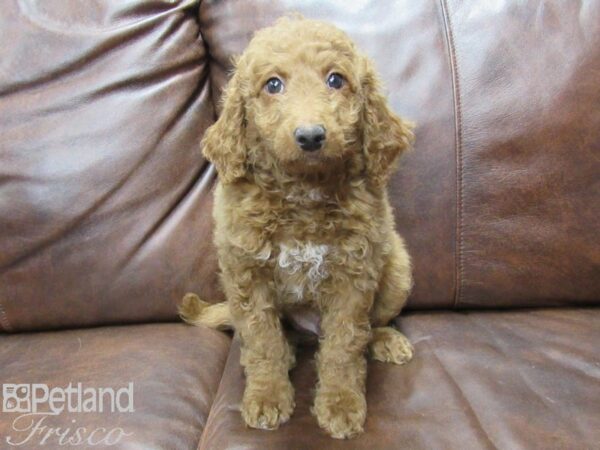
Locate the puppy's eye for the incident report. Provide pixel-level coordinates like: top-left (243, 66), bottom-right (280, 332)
top-left (326, 72), bottom-right (345, 89)
top-left (265, 77), bottom-right (284, 94)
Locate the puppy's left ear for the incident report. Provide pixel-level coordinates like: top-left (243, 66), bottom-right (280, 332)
top-left (360, 55), bottom-right (414, 186)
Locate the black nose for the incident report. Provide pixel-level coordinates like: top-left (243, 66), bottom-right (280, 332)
top-left (294, 125), bottom-right (326, 152)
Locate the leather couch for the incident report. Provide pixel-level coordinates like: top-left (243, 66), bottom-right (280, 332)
top-left (1, 1), bottom-right (598, 449)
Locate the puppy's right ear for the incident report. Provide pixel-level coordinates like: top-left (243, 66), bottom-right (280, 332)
top-left (202, 69), bottom-right (247, 183)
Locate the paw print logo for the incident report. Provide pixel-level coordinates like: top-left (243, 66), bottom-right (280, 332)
top-left (2, 384), bottom-right (31, 413)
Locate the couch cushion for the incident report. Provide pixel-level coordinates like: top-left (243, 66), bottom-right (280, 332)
top-left (3, 1), bottom-right (598, 334)
top-left (199, 0), bottom-right (600, 310)
top-left (0, 323), bottom-right (230, 449)
top-left (199, 308), bottom-right (600, 449)
top-left (0, 0), bottom-right (221, 332)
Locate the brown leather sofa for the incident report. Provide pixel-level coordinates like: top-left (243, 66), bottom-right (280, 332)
top-left (1, 1), bottom-right (599, 449)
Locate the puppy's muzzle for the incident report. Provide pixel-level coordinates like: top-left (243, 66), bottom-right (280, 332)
top-left (294, 125), bottom-right (326, 152)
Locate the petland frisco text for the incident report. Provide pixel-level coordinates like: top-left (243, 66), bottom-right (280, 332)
top-left (2, 383), bottom-right (134, 446)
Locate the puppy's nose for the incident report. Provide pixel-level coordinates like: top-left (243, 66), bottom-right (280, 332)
top-left (294, 125), bottom-right (326, 152)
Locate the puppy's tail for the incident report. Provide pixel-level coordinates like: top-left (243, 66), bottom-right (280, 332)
top-left (178, 293), bottom-right (233, 331)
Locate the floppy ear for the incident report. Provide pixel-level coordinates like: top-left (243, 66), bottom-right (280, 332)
top-left (202, 68), bottom-right (247, 184)
top-left (361, 56), bottom-right (414, 186)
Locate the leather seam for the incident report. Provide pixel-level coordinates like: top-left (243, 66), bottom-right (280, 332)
top-left (0, 298), bottom-right (12, 332)
top-left (197, 334), bottom-right (235, 450)
top-left (439, 0), bottom-right (464, 308)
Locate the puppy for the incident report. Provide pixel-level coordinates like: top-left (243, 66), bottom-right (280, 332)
top-left (180, 16), bottom-right (414, 439)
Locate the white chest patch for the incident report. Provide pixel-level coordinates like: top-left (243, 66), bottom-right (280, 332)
top-left (285, 188), bottom-right (327, 203)
top-left (277, 242), bottom-right (330, 301)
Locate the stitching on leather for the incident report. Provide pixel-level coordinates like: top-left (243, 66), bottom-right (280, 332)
top-left (0, 299), bottom-right (12, 332)
top-left (439, 0), bottom-right (464, 308)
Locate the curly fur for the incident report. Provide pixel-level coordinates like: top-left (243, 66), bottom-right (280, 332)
top-left (180, 16), bottom-right (415, 439)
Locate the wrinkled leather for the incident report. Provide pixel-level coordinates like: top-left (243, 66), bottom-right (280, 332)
top-left (200, 308), bottom-right (600, 450)
top-left (0, 323), bottom-right (231, 449)
top-left (0, 0), bottom-right (221, 332)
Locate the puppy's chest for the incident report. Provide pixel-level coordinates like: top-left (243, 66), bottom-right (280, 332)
top-left (272, 241), bottom-right (331, 304)
top-left (265, 200), bottom-right (342, 304)
top-left (240, 189), bottom-right (380, 304)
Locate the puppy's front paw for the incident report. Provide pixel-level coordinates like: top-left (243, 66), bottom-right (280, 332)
top-left (369, 326), bottom-right (414, 365)
top-left (241, 379), bottom-right (295, 430)
top-left (312, 388), bottom-right (366, 439)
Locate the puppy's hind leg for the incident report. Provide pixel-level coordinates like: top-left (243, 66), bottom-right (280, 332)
top-left (369, 232), bottom-right (414, 365)
top-left (369, 326), bottom-right (414, 365)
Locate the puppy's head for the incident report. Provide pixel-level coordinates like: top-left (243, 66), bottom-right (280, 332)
top-left (202, 16), bottom-right (413, 185)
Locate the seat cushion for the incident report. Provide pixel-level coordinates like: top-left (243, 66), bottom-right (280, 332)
top-left (0, 323), bottom-right (230, 449)
top-left (199, 308), bottom-right (600, 449)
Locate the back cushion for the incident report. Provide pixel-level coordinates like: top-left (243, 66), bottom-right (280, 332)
top-left (439, 0), bottom-right (600, 307)
top-left (0, 0), bottom-right (221, 331)
top-left (1, 0), bottom-right (598, 332)
top-left (200, 0), bottom-right (600, 309)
